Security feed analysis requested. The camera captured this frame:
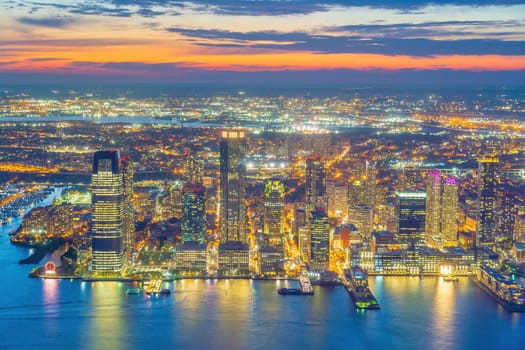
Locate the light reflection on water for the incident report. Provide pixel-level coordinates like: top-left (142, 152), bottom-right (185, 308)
top-left (2, 272), bottom-right (525, 350)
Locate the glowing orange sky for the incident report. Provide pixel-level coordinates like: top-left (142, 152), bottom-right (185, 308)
top-left (1, 1), bottom-right (525, 82)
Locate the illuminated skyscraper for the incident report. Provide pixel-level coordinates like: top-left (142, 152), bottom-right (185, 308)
top-left (425, 170), bottom-right (442, 242)
top-left (497, 187), bottom-right (518, 241)
top-left (121, 154), bottom-right (135, 259)
top-left (263, 179), bottom-right (285, 246)
top-left (442, 176), bottom-right (459, 247)
top-left (326, 180), bottom-right (348, 218)
top-left (305, 159), bottom-right (326, 211)
top-left (310, 207), bottom-right (329, 272)
top-left (183, 148), bottom-right (203, 184)
top-left (396, 191), bottom-right (426, 245)
top-left (478, 157), bottom-right (498, 246)
top-left (91, 150), bottom-right (125, 272)
top-left (219, 129), bottom-right (247, 243)
top-left (182, 183), bottom-right (207, 243)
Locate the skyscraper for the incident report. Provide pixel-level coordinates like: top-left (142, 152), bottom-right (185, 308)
top-left (396, 191), bottom-right (426, 245)
top-left (181, 183), bottom-right (207, 243)
top-left (425, 170), bottom-right (442, 243)
top-left (219, 129), bottom-right (247, 243)
top-left (305, 158), bottom-right (326, 211)
top-left (183, 148), bottom-right (203, 184)
top-left (441, 176), bottom-right (458, 247)
top-left (310, 207), bottom-right (329, 272)
top-left (263, 179), bottom-right (285, 246)
top-left (478, 157), bottom-right (498, 246)
top-left (91, 150), bottom-right (125, 272)
top-left (121, 154), bottom-right (135, 259)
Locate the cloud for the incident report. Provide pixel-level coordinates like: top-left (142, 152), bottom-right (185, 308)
top-left (17, 1), bottom-right (525, 19)
top-left (167, 26), bottom-right (525, 56)
top-left (17, 16), bottom-right (76, 28)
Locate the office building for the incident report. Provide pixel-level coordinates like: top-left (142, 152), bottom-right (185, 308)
top-left (310, 207), bottom-right (329, 272)
top-left (305, 159), bottom-right (326, 211)
top-left (181, 183), bottom-right (207, 243)
top-left (121, 154), bottom-right (135, 258)
top-left (263, 179), bottom-right (285, 246)
top-left (219, 129), bottom-right (247, 243)
top-left (425, 170), bottom-right (442, 243)
top-left (396, 191), bottom-right (426, 245)
top-left (91, 150), bottom-right (125, 272)
top-left (442, 176), bottom-right (459, 247)
top-left (478, 157), bottom-right (498, 246)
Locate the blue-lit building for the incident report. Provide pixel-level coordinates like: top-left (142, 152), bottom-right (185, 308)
top-left (396, 191), bottom-right (426, 246)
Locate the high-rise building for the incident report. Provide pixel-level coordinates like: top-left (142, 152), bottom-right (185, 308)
top-left (181, 183), bottom-right (207, 243)
top-left (478, 157), bottom-right (498, 246)
top-left (497, 187), bottom-right (518, 241)
top-left (441, 176), bottom-right (459, 247)
top-left (364, 161), bottom-right (377, 207)
top-left (263, 179), bottom-right (285, 246)
top-left (348, 204), bottom-right (373, 239)
top-left (91, 150), bottom-right (125, 272)
top-left (395, 191), bottom-right (426, 245)
top-left (219, 129), bottom-right (247, 243)
top-left (425, 170), bottom-right (442, 243)
top-left (310, 207), bottom-right (329, 272)
top-left (326, 180), bottom-right (348, 218)
top-left (183, 148), bottom-right (203, 184)
top-left (121, 154), bottom-right (135, 259)
top-left (305, 159), bottom-right (326, 211)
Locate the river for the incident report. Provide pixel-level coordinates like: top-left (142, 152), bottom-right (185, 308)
top-left (1, 194), bottom-right (524, 349)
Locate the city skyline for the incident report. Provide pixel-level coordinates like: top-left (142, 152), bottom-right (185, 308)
top-left (2, 1), bottom-right (525, 84)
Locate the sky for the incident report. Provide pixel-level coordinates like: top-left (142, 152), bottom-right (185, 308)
top-left (1, 0), bottom-right (525, 85)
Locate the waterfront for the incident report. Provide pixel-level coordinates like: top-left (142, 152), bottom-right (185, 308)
top-left (1, 226), bottom-right (525, 350)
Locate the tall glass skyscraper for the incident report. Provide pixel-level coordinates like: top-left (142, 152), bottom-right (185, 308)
top-left (478, 157), bottom-right (498, 246)
top-left (305, 159), bottom-right (326, 211)
top-left (182, 183), bottom-right (207, 243)
top-left (310, 207), bottom-right (329, 272)
top-left (441, 176), bottom-right (458, 247)
top-left (91, 150), bottom-right (125, 272)
top-left (263, 179), bottom-right (285, 246)
top-left (396, 191), bottom-right (426, 246)
top-left (121, 154), bottom-right (135, 260)
top-left (219, 129), bottom-right (247, 243)
top-left (425, 170), bottom-right (442, 242)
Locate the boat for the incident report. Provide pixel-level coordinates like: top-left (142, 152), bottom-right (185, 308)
top-left (343, 267), bottom-right (380, 310)
top-left (126, 288), bottom-right (143, 295)
top-left (471, 266), bottom-right (525, 313)
top-left (278, 287), bottom-right (314, 296)
top-left (159, 289), bottom-right (171, 295)
top-left (443, 276), bottom-right (459, 282)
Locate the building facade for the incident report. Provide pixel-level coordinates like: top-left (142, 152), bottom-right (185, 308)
top-left (219, 129), bottom-right (247, 243)
top-left (91, 150), bottom-right (125, 272)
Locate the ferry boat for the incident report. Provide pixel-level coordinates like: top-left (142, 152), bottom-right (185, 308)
top-left (471, 266), bottom-right (525, 312)
top-left (126, 288), bottom-right (143, 295)
top-left (443, 275), bottom-right (459, 282)
top-left (277, 287), bottom-right (314, 295)
top-left (343, 267), bottom-right (380, 310)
